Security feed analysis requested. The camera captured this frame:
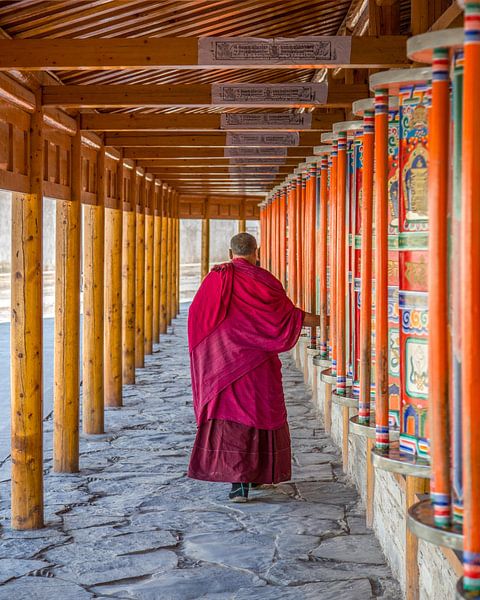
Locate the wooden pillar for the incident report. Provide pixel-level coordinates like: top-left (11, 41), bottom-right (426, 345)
top-left (308, 164), bottom-right (317, 346)
top-left (406, 475), bottom-right (429, 600)
top-left (152, 181), bottom-right (161, 344)
top-left (336, 133), bottom-right (347, 395)
top-left (295, 174), bottom-right (303, 306)
top-left (144, 178), bottom-right (154, 356)
top-left (176, 212), bottom-right (180, 315)
top-left (53, 128), bottom-right (81, 473)
top-left (319, 154), bottom-right (329, 359)
top-left (104, 158), bottom-right (123, 408)
top-left (135, 172), bottom-right (145, 368)
top-left (238, 218), bottom-right (246, 233)
top-left (359, 109), bottom-right (374, 425)
top-left (461, 3), bottom-right (480, 592)
top-left (428, 47), bottom-right (451, 527)
top-left (279, 187), bottom-right (287, 288)
top-left (122, 164), bottom-right (136, 385)
top-left (374, 90), bottom-right (390, 448)
top-left (83, 149), bottom-right (105, 435)
top-left (11, 97), bottom-right (44, 529)
top-left (159, 185), bottom-right (168, 334)
top-left (330, 146), bottom-right (338, 376)
top-left (167, 191), bottom-right (174, 325)
top-left (287, 183), bottom-right (296, 300)
top-left (172, 196), bottom-right (179, 317)
top-left (201, 218), bottom-right (210, 280)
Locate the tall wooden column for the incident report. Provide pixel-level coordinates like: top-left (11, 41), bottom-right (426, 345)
top-left (238, 218), bottom-right (246, 233)
top-left (11, 98), bottom-right (44, 529)
top-left (152, 181), bottom-right (161, 344)
top-left (279, 187), bottom-right (287, 288)
top-left (135, 172), bottom-right (145, 368)
top-left (83, 148), bottom-right (105, 435)
top-left (307, 164), bottom-right (317, 346)
top-left (122, 163), bottom-right (136, 385)
top-left (160, 185), bottom-right (168, 334)
top-left (359, 110), bottom-right (374, 424)
top-left (201, 218), bottom-right (210, 280)
top-left (330, 145), bottom-right (338, 376)
top-left (319, 153), bottom-right (329, 359)
top-left (54, 128), bottom-right (81, 472)
top-left (144, 177), bottom-right (154, 356)
top-left (172, 196), bottom-right (179, 317)
top-left (461, 3), bottom-right (480, 592)
top-left (166, 190), bottom-right (173, 326)
top-left (374, 90), bottom-right (390, 449)
top-left (176, 212), bottom-right (180, 315)
top-left (428, 48), bottom-right (452, 527)
top-left (104, 156), bottom-right (123, 408)
top-left (287, 181), bottom-right (296, 301)
top-left (336, 133), bottom-right (347, 395)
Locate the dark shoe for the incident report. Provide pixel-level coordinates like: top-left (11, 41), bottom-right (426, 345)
top-left (229, 483), bottom-right (249, 503)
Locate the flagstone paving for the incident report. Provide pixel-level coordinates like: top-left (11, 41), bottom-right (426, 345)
top-left (0, 310), bottom-right (402, 599)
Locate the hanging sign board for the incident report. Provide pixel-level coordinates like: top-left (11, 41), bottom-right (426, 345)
top-left (225, 132), bottom-right (300, 146)
top-left (224, 147), bottom-right (288, 157)
top-left (229, 157), bottom-right (286, 165)
top-left (211, 83), bottom-right (328, 105)
top-left (229, 166), bottom-right (280, 174)
top-left (220, 112), bottom-right (312, 130)
top-left (199, 37), bottom-right (352, 66)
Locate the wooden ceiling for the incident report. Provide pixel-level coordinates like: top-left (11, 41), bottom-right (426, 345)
top-left (0, 0), bottom-right (438, 196)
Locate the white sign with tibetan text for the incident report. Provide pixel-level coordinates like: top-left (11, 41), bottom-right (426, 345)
top-left (220, 113), bottom-right (312, 130)
top-left (224, 147), bottom-right (288, 158)
top-left (226, 132), bottom-right (299, 146)
top-left (212, 83), bottom-right (328, 105)
top-left (199, 37), bottom-right (352, 66)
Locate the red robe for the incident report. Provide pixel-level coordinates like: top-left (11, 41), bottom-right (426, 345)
top-left (187, 258), bottom-right (303, 483)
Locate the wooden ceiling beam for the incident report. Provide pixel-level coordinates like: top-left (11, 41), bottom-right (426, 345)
top-left (145, 167), bottom-right (293, 173)
top-left (124, 147), bottom-right (309, 159)
top-left (102, 132), bottom-right (321, 147)
top-left (137, 158), bottom-right (300, 167)
top-left (42, 83), bottom-right (368, 109)
top-left (79, 110), bottom-right (345, 131)
top-left (0, 36), bottom-right (409, 70)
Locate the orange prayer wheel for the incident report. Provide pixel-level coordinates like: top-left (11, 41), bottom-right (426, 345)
top-left (316, 147), bottom-right (330, 360)
top-left (286, 176), bottom-right (297, 302)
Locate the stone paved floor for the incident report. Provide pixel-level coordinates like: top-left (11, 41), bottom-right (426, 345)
top-left (0, 310), bottom-right (402, 599)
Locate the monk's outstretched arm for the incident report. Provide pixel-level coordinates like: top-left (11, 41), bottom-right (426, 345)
top-left (303, 312), bottom-right (320, 328)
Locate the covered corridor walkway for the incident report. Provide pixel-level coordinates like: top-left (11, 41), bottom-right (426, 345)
top-left (0, 311), bottom-right (400, 599)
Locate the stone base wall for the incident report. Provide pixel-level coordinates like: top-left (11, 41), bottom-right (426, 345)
top-left (294, 343), bottom-right (459, 600)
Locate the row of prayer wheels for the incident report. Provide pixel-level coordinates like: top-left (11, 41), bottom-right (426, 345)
top-left (259, 6), bottom-right (480, 596)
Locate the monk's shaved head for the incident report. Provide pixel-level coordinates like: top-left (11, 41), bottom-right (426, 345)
top-left (230, 233), bottom-right (258, 257)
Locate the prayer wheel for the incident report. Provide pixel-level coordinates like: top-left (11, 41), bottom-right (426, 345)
top-left (331, 121), bottom-right (363, 398)
top-left (406, 27), bottom-right (478, 596)
top-left (370, 67), bottom-right (432, 458)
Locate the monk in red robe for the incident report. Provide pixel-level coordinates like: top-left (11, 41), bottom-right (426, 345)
top-left (188, 233), bottom-right (320, 502)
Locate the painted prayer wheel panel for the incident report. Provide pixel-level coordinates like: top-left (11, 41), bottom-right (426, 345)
top-left (398, 81), bottom-right (430, 457)
top-left (388, 101), bottom-right (401, 429)
top-left (347, 136), bottom-right (355, 380)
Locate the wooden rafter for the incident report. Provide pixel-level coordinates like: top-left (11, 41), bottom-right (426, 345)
top-left (0, 36), bottom-right (408, 70)
top-left (79, 111), bottom-right (345, 131)
top-left (102, 132), bottom-right (322, 147)
top-left (42, 83), bottom-right (369, 109)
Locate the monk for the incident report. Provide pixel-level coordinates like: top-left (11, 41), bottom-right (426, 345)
top-left (187, 232), bottom-right (320, 502)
